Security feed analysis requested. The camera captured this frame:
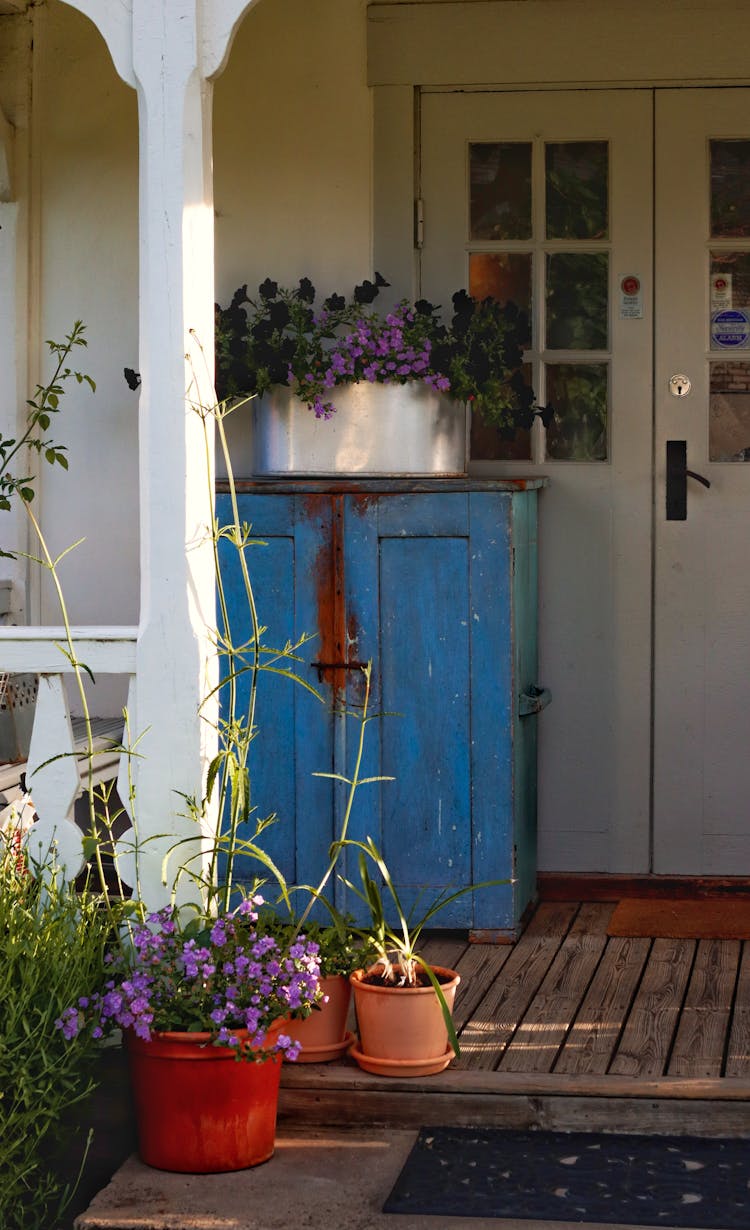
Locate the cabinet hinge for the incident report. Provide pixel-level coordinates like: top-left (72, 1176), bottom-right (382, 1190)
top-left (415, 198), bottom-right (424, 250)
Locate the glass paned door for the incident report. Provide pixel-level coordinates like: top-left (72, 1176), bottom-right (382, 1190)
top-left (422, 87), bottom-right (750, 878)
top-left (421, 90), bottom-right (654, 874)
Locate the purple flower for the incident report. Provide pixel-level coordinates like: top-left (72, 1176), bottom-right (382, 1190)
top-left (56, 902), bottom-right (321, 1060)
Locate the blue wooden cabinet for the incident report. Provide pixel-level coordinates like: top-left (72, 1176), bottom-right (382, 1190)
top-left (216, 479), bottom-right (547, 938)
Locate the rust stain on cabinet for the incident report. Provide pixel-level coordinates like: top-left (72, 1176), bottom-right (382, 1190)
top-left (302, 494), bottom-right (348, 697)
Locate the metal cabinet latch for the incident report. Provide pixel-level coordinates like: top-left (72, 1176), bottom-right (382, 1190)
top-left (519, 686), bottom-right (552, 717)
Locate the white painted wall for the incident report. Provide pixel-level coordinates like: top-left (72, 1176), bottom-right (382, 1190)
top-left (34, 2), bottom-right (138, 635)
top-left (215, 0), bottom-right (371, 302)
top-left (214, 0), bottom-right (372, 476)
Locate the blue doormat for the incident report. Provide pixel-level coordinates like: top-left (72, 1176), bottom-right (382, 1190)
top-left (383, 1127), bottom-right (750, 1226)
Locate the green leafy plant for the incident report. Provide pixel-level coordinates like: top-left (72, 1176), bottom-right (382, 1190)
top-left (0, 837), bottom-right (125, 1230)
top-left (170, 387), bottom-right (325, 919)
top-left (0, 321), bottom-right (93, 553)
top-left (215, 276), bottom-right (553, 437)
top-left (336, 836), bottom-right (500, 1058)
top-left (57, 384), bottom-right (330, 1057)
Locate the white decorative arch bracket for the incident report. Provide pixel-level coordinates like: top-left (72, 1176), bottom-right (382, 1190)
top-left (59, 0), bottom-right (263, 87)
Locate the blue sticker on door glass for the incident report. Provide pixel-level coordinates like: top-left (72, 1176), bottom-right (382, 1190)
top-left (711, 309), bottom-right (750, 348)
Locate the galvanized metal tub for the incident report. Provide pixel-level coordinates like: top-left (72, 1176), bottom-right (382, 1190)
top-left (252, 384), bottom-right (467, 476)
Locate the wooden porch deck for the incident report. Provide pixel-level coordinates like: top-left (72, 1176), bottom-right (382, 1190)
top-left (279, 900), bottom-right (750, 1137)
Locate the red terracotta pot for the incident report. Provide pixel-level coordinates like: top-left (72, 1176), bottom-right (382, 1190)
top-left (126, 1028), bottom-right (282, 1172)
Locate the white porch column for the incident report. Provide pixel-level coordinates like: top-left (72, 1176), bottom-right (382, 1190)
top-left (59, 0), bottom-right (259, 907)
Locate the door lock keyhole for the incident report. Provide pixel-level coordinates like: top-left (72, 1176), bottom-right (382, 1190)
top-left (669, 373), bottom-right (692, 398)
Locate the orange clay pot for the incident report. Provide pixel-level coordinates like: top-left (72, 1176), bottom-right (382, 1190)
top-left (284, 974), bottom-right (354, 1062)
top-left (349, 963), bottom-right (460, 1077)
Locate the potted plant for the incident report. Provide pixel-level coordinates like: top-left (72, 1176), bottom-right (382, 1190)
top-left (57, 896), bottom-right (322, 1172)
top-left (338, 836), bottom-right (499, 1078)
top-left (214, 276), bottom-right (552, 475)
top-left (255, 911), bottom-right (375, 1062)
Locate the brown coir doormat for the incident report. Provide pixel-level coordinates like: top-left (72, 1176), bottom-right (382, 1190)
top-left (608, 898), bottom-right (750, 939)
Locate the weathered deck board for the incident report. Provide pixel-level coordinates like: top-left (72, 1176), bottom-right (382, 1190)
top-left (553, 935), bottom-right (651, 1075)
top-left (725, 941), bottom-right (750, 1077)
top-left (499, 902), bottom-right (614, 1073)
top-left (608, 936), bottom-right (695, 1077)
top-left (456, 900), bottom-right (578, 1070)
top-left (419, 935), bottom-right (468, 972)
top-left (450, 941), bottom-right (513, 1032)
top-left (668, 939), bottom-right (740, 1077)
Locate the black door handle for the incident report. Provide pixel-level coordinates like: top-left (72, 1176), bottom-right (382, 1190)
top-left (686, 468), bottom-right (711, 489)
top-left (666, 440), bottom-right (711, 520)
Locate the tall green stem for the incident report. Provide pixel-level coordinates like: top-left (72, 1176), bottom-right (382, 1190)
top-left (294, 663), bottom-right (376, 936)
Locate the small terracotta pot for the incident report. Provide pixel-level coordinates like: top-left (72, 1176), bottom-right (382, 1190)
top-left (284, 974), bottom-right (354, 1062)
top-left (349, 963), bottom-right (460, 1072)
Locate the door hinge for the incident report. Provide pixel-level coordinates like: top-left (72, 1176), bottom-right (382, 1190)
top-left (415, 198), bottom-right (424, 249)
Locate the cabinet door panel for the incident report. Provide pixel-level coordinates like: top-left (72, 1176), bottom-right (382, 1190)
top-left (344, 495), bottom-right (476, 926)
top-left (217, 494), bottom-right (335, 900)
top-left (380, 535), bottom-right (472, 919)
top-left (468, 492), bottom-right (518, 929)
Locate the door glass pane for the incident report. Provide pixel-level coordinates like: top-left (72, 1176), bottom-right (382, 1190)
top-left (546, 141), bottom-right (609, 239)
top-left (710, 361), bottom-right (750, 460)
top-left (469, 142), bottom-right (532, 240)
top-left (546, 253), bottom-right (609, 349)
top-left (470, 363), bottom-right (533, 461)
top-left (710, 253), bottom-right (750, 349)
top-left (545, 363), bottom-right (608, 460)
top-left (710, 140), bottom-right (750, 238)
top-left (468, 253), bottom-right (532, 346)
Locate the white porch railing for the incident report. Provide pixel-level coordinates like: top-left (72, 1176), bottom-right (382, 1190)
top-left (0, 626), bottom-right (137, 880)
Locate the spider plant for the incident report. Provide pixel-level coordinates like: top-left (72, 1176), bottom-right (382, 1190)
top-left (337, 835), bottom-right (503, 1057)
